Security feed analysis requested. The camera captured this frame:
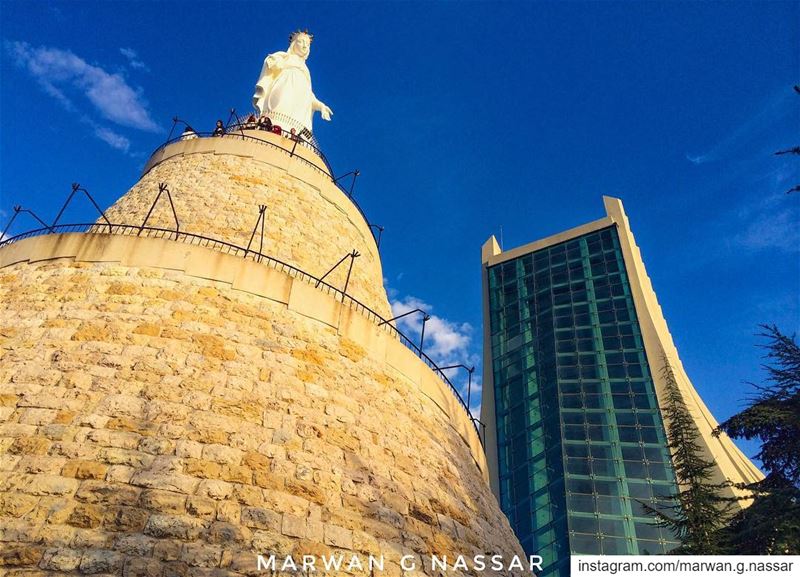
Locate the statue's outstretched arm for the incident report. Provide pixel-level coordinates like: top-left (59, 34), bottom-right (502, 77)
top-left (312, 94), bottom-right (333, 121)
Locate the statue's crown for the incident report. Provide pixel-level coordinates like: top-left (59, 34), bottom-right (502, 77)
top-left (289, 29), bottom-right (313, 44)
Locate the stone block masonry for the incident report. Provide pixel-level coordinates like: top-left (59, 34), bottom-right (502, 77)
top-left (0, 245), bottom-right (526, 576)
top-left (0, 135), bottom-right (525, 576)
top-left (102, 137), bottom-right (391, 318)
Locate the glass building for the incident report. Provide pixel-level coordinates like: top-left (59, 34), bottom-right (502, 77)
top-left (480, 197), bottom-right (763, 577)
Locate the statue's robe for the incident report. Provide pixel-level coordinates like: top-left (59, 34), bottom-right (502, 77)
top-left (253, 51), bottom-right (316, 132)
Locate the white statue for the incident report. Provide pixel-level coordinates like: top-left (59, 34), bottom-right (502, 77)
top-left (252, 30), bottom-right (333, 133)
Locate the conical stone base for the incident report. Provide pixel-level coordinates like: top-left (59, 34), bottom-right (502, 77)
top-left (0, 137), bottom-right (528, 577)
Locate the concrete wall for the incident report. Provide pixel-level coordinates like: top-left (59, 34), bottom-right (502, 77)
top-left (603, 197), bottom-right (763, 499)
top-left (0, 232), bottom-right (525, 576)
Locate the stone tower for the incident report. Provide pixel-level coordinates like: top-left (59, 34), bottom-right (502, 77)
top-left (0, 117), bottom-right (526, 573)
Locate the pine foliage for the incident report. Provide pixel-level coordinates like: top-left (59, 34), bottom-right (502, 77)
top-left (714, 325), bottom-right (800, 554)
top-left (643, 355), bottom-right (733, 554)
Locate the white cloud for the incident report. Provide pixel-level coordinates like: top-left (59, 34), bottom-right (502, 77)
top-left (120, 47), bottom-right (149, 72)
top-left (390, 295), bottom-right (473, 363)
top-left (94, 126), bottom-right (130, 153)
top-left (7, 41), bottom-right (159, 132)
top-left (390, 294), bottom-right (483, 413)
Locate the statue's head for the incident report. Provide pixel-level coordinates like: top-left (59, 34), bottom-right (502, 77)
top-left (288, 30), bottom-right (313, 60)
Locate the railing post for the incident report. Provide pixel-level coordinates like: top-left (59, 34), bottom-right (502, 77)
top-left (139, 183), bottom-right (179, 236)
top-left (342, 250), bottom-right (360, 294)
top-left (52, 183), bottom-right (111, 230)
top-left (245, 205), bottom-right (268, 261)
top-left (419, 314), bottom-right (431, 356)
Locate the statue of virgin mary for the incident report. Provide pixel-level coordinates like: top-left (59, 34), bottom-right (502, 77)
top-left (252, 30), bottom-right (333, 134)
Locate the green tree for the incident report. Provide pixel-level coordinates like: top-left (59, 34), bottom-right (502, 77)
top-left (714, 325), bottom-right (800, 554)
top-left (643, 355), bottom-right (733, 554)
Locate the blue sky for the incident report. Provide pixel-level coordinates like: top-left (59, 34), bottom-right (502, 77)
top-left (1, 1), bottom-right (797, 462)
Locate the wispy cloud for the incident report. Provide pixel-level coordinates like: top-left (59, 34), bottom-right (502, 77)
top-left (674, 89), bottom-right (800, 266)
top-left (93, 126), bottom-right (131, 153)
top-left (735, 205), bottom-right (799, 253)
top-left (120, 47), bottom-right (149, 72)
top-left (390, 294), bottom-right (483, 413)
top-left (686, 89), bottom-right (793, 165)
top-left (6, 40), bottom-right (159, 146)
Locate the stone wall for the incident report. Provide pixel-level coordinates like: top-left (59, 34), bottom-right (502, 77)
top-left (102, 136), bottom-right (390, 318)
top-left (0, 236), bottom-right (526, 576)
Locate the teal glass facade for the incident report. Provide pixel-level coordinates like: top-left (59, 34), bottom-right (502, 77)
top-left (487, 226), bottom-right (680, 577)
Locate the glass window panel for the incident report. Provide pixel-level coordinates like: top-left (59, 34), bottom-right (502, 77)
top-left (623, 460), bottom-right (648, 478)
top-left (589, 445), bottom-right (614, 460)
top-left (557, 340), bottom-right (576, 353)
top-left (618, 427), bottom-right (640, 442)
top-left (627, 481), bottom-right (652, 500)
top-left (587, 426), bottom-right (610, 442)
top-left (516, 508), bottom-right (533, 535)
top-left (637, 414), bottom-right (659, 429)
top-left (627, 365), bottom-right (644, 378)
top-left (560, 382), bottom-right (581, 395)
top-left (535, 506), bottom-right (554, 526)
top-left (596, 496), bottom-right (624, 516)
top-left (643, 446), bottom-right (668, 462)
top-left (559, 352), bottom-right (579, 364)
top-left (567, 493), bottom-right (596, 514)
top-left (582, 382), bottom-right (602, 395)
top-left (570, 533), bottom-right (601, 554)
top-left (569, 515), bottom-right (598, 535)
top-left (616, 413), bottom-right (637, 427)
top-left (566, 458), bottom-right (591, 476)
top-left (591, 459), bottom-right (617, 477)
top-left (636, 540), bottom-right (663, 555)
top-left (584, 412), bottom-right (608, 426)
top-left (599, 310), bottom-right (616, 324)
top-left (621, 445), bottom-right (644, 461)
top-left (648, 464), bottom-right (673, 482)
top-left (562, 411), bottom-right (584, 425)
top-left (561, 395), bottom-right (583, 409)
top-left (584, 395), bottom-right (604, 409)
top-left (594, 479), bottom-right (623, 496)
top-left (650, 483), bottom-right (676, 500)
top-left (640, 428), bottom-right (660, 444)
top-left (608, 383), bottom-right (629, 396)
top-left (565, 443), bottom-right (590, 458)
top-left (613, 395), bottom-right (634, 410)
top-left (596, 299), bottom-right (613, 312)
top-left (629, 498), bottom-right (654, 518)
top-left (599, 518), bottom-right (627, 538)
top-left (563, 424), bottom-right (586, 440)
top-left (621, 335), bottom-right (637, 348)
top-left (634, 522), bottom-right (662, 542)
top-left (602, 536), bottom-right (631, 555)
top-left (567, 478), bottom-right (593, 494)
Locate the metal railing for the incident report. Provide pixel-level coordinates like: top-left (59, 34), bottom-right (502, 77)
top-left (239, 111), bottom-right (322, 149)
top-left (0, 223), bottom-right (480, 436)
top-left (149, 131), bottom-right (379, 249)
